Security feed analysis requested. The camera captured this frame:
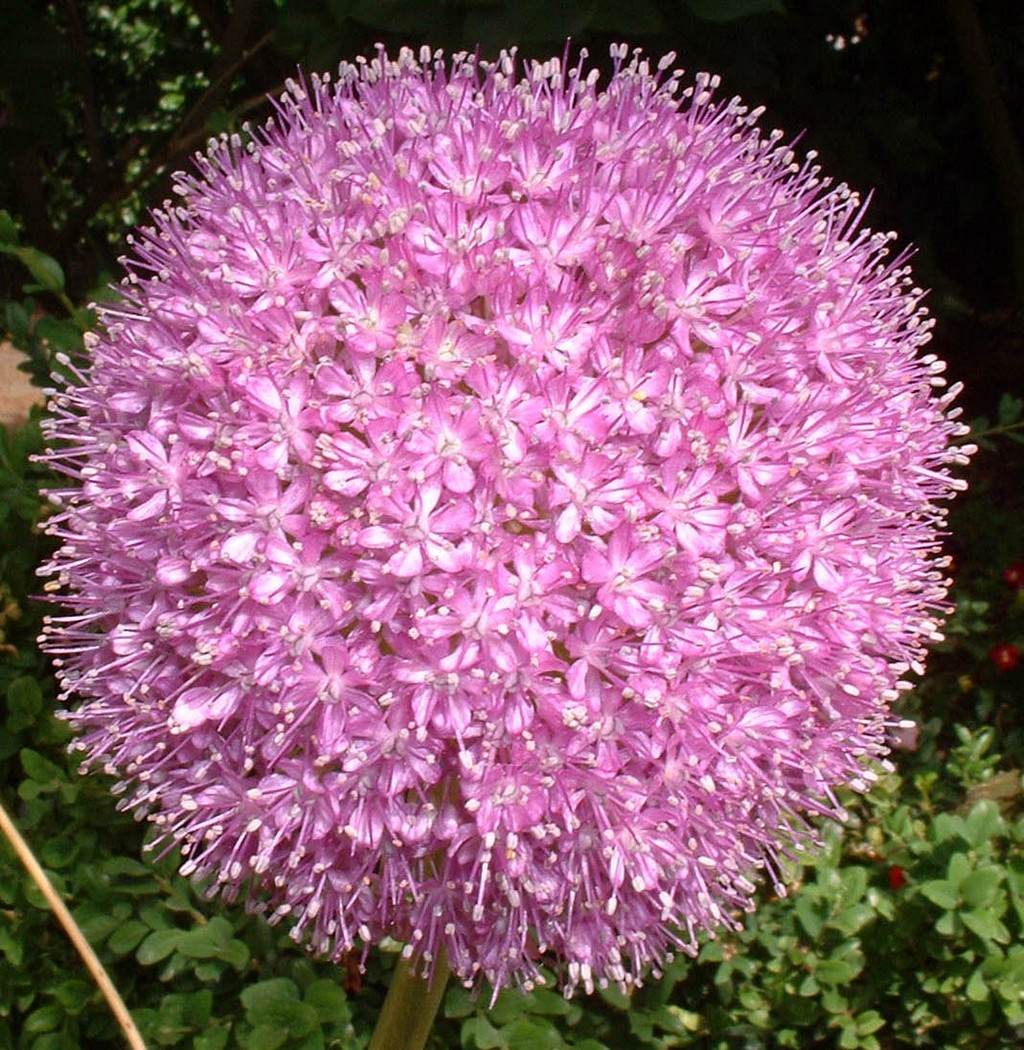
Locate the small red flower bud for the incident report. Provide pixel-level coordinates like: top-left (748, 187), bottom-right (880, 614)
top-left (888, 865), bottom-right (906, 890)
top-left (1004, 562), bottom-right (1024, 589)
top-left (989, 643), bottom-right (1021, 672)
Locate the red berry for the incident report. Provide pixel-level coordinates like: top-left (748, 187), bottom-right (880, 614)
top-left (989, 643), bottom-right (1021, 672)
top-left (1004, 562), bottom-right (1024, 589)
top-left (888, 865), bottom-right (906, 890)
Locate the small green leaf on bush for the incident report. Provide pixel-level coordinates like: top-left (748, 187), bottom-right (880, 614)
top-left (160, 989), bottom-right (213, 1028)
top-left (961, 909), bottom-right (1011, 944)
top-left (101, 856), bottom-right (152, 878)
top-left (244, 1027), bottom-right (288, 1050)
top-left (919, 879), bottom-right (959, 910)
top-left (23, 868), bottom-right (66, 910)
top-left (461, 1015), bottom-right (505, 1049)
top-left (829, 902), bottom-right (875, 936)
top-left (10, 247), bottom-right (66, 293)
top-left (241, 978), bottom-right (306, 1030)
top-left (6, 677), bottom-right (43, 732)
top-left (501, 1016), bottom-right (565, 1049)
top-left (29, 1034), bottom-right (79, 1050)
top-left (303, 979), bottom-right (349, 1024)
top-left (960, 866), bottom-right (1003, 909)
top-left (50, 979), bottom-right (92, 1012)
top-left (20, 748), bottom-right (64, 786)
top-left (76, 911), bottom-right (121, 945)
top-left (217, 937), bottom-right (250, 972)
top-left (108, 919), bottom-right (150, 956)
top-left (136, 928), bottom-right (185, 965)
top-left (0, 209), bottom-right (18, 243)
top-left (815, 958), bottom-right (859, 984)
top-left (997, 393), bottom-right (1023, 426)
top-left (178, 916), bottom-right (232, 959)
top-left (193, 1027), bottom-right (230, 1050)
top-left (966, 967), bottom-right (990, 1002)
top-left (38, 833), bottom-right (79, 870)
top-left (0, 924), bottom-right (25, 965)
top-left (22, 1004), bottom-right (63, 1034)
top-left (964, 801), bottom-right (1003, 849)
top-left (795, 893), bottom-right (824, 938)
top-left (34, 316), bottom-right (85, 355)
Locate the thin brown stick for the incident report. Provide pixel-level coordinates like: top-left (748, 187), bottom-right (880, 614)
top-left (0, 797), bottom-right (148, 1050)
top-left (62, 0), bottom-right (104, 175)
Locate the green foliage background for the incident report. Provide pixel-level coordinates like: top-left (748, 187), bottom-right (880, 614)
top-left (2, 1), bottom-right (1024, 1047)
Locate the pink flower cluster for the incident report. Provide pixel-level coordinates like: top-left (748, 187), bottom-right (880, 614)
top-left (42, 46), bottom-right (971, 994)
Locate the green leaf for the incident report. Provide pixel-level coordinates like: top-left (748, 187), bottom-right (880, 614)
top-left (947, 852), bottom-right (972, 888)
top-left (29, 1035), bottom-right (79, 1050)
top-left (108, 920), bottom-right (150, 956)
top-left (502, 1017), bottom-right (565, 1049)
top-left (193, 1028), bottom-right (230, 1050)
top-left (997, 393), bottom-right (1023, 425)
top-left (101, 856), bottom-right (152, 878)
top-left (241, 978), bottom-right (306, 1030)
top-left (837, 1022), bottom-right (859, 1050)
top-left (159, 990), bottom-right (213, 1029)
top-left (964, 801), bottom-right (1003, 849)
top-left (243, 1027), bottom-right (288, 1050)
top-left (961, 909), bottom-right (1011, 944)
top-left (6, 677), bottom-right (43, 732)
top-left (959, 866), bottom-right (1003, 909)
top-left (33, 316), bottom-right (84, 355)
top-left (932, 813), bottom-right (967, 844)
top-left (22, 1004), bottom-right (63, 1034)
top-left (838, 865), bottom-right (868, 905)
top-left (461, 1016), bottom-right (505, 1049)
top-left (966, 967), bottom-right (990, 1002)
top-left (814, 957), bottom-right (861, 984)
top-left (855, 1010), bottom-right (885, 1035)
top-left (829, 903), bottom-right (875, 937)
top-left (445, 984), bottom-right (476, 1020)
top-left (0, 210), bottom-right (18, 243)
top-left (20, 748), bottom-right (64, 785)
top-left (795, 894), bottom-right (823, 938)
top-left (303, 980), bottom-right (349, 1024)
top-left (51, 979), bottom-right (92, 1012)
top-left (177, 917), bottom-right (232, 959)
top-left (136, 928), bottom-right (185, 965)
top-left (76, 911), bottom-right (122, 945)
top-left (8, 247), bottom-right (65, 293)
top-left (935, 909), bottom-right (958, 936)
top-left (919, 879), bottom-right (959, 910)
top-left (216, 937), bottom-right (250, 972)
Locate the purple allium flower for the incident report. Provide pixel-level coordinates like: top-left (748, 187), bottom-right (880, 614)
top-left (41, 45), bottom-right (972, 995)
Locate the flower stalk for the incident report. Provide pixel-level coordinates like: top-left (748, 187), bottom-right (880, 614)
top-left (369, 951), bottom-right (450, 1050)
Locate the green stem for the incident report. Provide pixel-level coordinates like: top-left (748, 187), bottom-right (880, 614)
top-left (368, 950), bottom-right (450, 1050)
top-left (964, 419), bottom-right (1024, 443)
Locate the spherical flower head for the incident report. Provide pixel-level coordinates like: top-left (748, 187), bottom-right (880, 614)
top-left (41, 45), bottom-right (973, 995)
